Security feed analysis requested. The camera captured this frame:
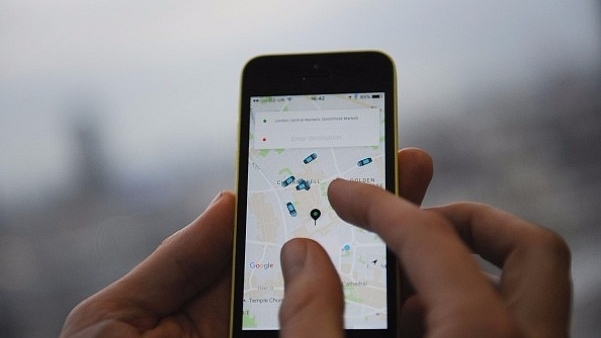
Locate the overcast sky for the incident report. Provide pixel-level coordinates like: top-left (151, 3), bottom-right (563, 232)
top-left (1, 0), bottom-right (600, 206)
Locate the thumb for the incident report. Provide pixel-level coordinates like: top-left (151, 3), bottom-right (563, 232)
top-left (279, 238), bottom-right (344, 338)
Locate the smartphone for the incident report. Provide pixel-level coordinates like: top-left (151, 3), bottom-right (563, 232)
top-left (230, 51), bottom-right (398, 338)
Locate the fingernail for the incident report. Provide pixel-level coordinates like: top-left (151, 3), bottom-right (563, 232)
top-left (208, 191), bottom-right (224, 207)
top-left (281, 239), bottom-right (308, 284)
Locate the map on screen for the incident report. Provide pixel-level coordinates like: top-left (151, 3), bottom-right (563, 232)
top-left (242, 93), bottom-right (388, 330)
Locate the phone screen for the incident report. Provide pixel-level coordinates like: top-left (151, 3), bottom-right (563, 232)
top-left (241, 92), bottom-right (389, 330)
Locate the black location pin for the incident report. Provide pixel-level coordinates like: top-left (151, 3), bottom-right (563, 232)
top-left (310, 209), bottom-right (321, 225)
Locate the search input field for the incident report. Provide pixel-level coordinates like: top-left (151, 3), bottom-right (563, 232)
top-left (253, 108), bottom-right (380, 149)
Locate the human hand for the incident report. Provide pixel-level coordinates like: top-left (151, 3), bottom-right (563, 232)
top-left (279, 156), bottom-right (571, 337)
top-left (277, 148), bottom-right (434, 338)
top-left (60, 148), bottom-right (434, 338)
top-left (60, 191), bottom-right (236, 337)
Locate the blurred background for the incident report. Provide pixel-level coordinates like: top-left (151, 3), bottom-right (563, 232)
top-left (1, 1), bottom-right (600, 336)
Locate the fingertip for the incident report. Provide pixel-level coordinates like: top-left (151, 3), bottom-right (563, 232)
top-left (207, 190), bottom-right (235, 209)
top-left (326, 178), bottom-right (350, 210)
top-left (398, 148), bottom-right (434, 205)
top-left (161, 190), bottom-right (235, 246)
top-left (398, 147), bottom-right (432, 162)
top-left (280, 238), bottom-right (309, 284)
top-left (399, 147), bottom-right (433, 180)
top-left (327, 177), bottom-right (346, 193)
top-left (279, 238), bottom-right (344, 338)
top-left (281, 238), bottom-right (335, 285)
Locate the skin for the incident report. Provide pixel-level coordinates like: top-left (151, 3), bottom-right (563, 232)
top-left (60, 148), bottom-right (571, 338)
top-left (325, 181), bottom-right (571, 338)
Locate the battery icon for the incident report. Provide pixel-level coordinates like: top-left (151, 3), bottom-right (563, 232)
top-left (372, 94), bottom-right (381, 98)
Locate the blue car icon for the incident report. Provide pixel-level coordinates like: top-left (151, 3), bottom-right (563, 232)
top-left (295, 178), bottom-right (311, 191)
top-left (357, 157), bottom-right (373, 167)
top-left (286, 202), bottom-right (297, 217)
top-left (281, 175), bottom-right (295, 187)
top-left (303, 153), bottom-right (318, 164)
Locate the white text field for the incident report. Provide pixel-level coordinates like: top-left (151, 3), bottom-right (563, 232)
top-left (253, 108), bottom-right (380, 149)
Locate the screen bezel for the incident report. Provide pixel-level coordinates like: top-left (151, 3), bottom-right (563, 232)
top-left (231, 51), bottom-right (398, 338)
